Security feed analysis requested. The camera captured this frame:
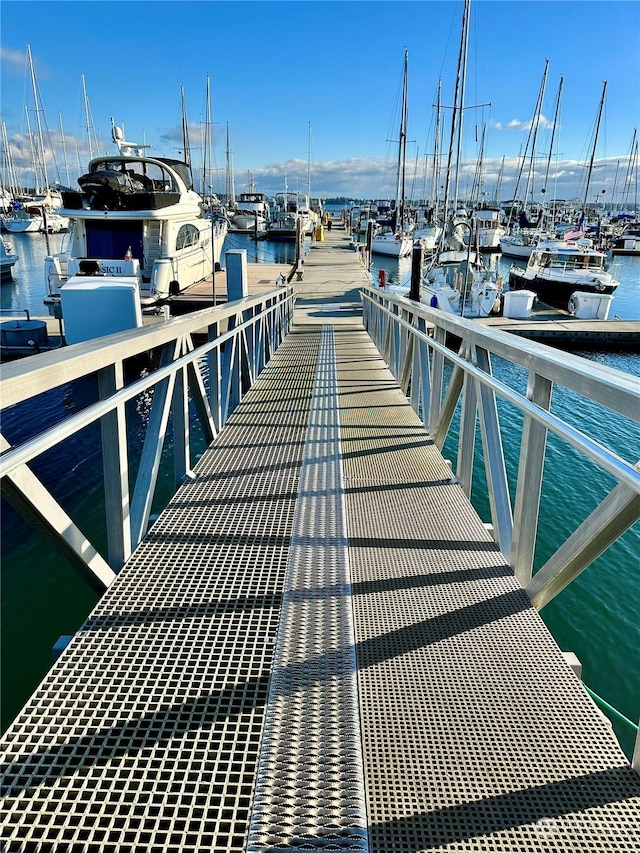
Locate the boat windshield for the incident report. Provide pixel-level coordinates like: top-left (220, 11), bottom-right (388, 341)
top-left (90, 159), bottom-right (178, 192)
top-left (542, 251), bottom-right (605, 270)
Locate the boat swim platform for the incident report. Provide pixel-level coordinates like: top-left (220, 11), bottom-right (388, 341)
top-left (2, 227), bottom-right (640, 852)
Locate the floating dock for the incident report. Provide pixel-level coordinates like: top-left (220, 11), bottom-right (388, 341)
top-left (1, 221), bottom-right (639, 852)
top-left (479, 308), bottom-right (640, 348)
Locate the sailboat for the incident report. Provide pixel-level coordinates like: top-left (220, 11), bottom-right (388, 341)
top-left (371, 50), bottom-right (413, 258)
top-left (509, 81), bottom-right (619, 311)
top-left (468, 123), bottom-right (506, 251)
top-left (1, 45), bottom-right (67, 234)
top-left (500, 63), bottom-right (561, 259)
top-left (420, 0), bottom-right (501, 317)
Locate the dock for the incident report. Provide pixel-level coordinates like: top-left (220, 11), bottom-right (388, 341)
top-left (167, 262), bottom-right (290, 314)
top-left (478, 310), bottom-right (640, 348)
top-left (1, 220), bottom-right (639, 852)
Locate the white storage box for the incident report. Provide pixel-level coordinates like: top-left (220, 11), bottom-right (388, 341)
top-left (61, 276), bottom-right (143, 344)
top-left (503, 289), bottom-right (536, 319)
top-left (567, 291), bottom-right (613, 320)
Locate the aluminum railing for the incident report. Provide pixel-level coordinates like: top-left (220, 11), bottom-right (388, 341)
top-left (361, 283), bottom-right (640, 609)
top-left (362, 282), bottom-right (640, 762)
top-left (0, 285), bottom-right (295, 591)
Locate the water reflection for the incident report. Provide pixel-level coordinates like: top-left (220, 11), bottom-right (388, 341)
top-left (2, 229), bottom-right (638, 319)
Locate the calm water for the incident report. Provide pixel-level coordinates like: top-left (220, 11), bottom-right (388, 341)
top-left (1, 223), bottom-right (639, 757)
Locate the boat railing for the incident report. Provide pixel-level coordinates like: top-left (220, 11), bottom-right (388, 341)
top-left (361, 283), bottom-right (639, 609)
top-left (0, 285), bottom-right (295, 590)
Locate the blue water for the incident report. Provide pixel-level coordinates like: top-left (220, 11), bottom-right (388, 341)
top-left (1, 224), bottom-right (639, 757)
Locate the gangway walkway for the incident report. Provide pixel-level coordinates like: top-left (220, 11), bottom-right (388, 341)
top-left (1, 222), bottom-right (639, 851)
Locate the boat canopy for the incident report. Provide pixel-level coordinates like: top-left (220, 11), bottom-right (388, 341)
top-left (88, 158), bottom-right (185, 193)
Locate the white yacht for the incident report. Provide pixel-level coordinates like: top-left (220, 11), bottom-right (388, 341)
top-left (266, 191), bottom-right (313, 240)
top-left (44, 123), bottom-right (228, 308)
top-left (229, 191), bottom-right (270, 235)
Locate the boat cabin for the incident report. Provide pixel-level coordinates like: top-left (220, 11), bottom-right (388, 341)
top-left (530, 247), bottom-right (606, 271)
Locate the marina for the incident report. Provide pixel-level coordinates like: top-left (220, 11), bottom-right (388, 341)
top-left (1, 1), bottom-right (639, 846)
top-left (1, 220), bottom-right (639, 851)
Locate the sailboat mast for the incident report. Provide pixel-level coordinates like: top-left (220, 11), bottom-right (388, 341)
top-left (58, 112), bottom-right (71, 187)
top-left (24, 105), bottom-right (39, 194)
top-left (432, 79), bottom-right (442, 212)
top-left (542, 75), bottom-right (563, 195)
top-left (307, 121), bottom-right (312, 201)
top-left (180, 84), bottom-right (192, 176)
top-left (202, 75), bottom-right (211, 198)
top-left (81, 75), bottom-right (94, 164)
top-left (582, 80), bottom-right (607, 212)
top-left (396, 49), bottom-right (408, 232)
top-left (621, 128), bottom-right (637, 211)
top-left (526, 58), bottom-right (549, 205)
top-left (441, 0), bottom-right (469, 222)
top-left (27, 44), bottom-right (49, 193)
top-left (452, 0), bottom-right (470, 208)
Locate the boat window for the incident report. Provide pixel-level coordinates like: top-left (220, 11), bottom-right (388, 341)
top-left (176, 224), bottom-right (200, 250)
top-left (90, 159), bottom-right (176, 192)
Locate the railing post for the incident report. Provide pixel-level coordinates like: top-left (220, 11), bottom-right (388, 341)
top-left (207, 321), bottom-right (222, 434)
top-left (457, 357), bottom-right (477, 498)
top-left (98, 362), bottom-right (131, 569)
top-left (172, 347), bottom-right (193, 486)
top-left (473, 345), bottom-right (513, 559)
top-left (428, 325), bottom-right (446, 436)
top-left (513, 371), bottom-right (552, 585)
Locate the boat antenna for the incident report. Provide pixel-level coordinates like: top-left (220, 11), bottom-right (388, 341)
top-left (110, 117), bottom-right (150, 157)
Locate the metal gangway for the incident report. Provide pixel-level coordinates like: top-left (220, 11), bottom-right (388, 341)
top-left (1, 232), bottom-right (639, 852)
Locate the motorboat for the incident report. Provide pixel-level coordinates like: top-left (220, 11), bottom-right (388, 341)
top-left (44, 122), bottom-right (228, 308)
top-left (266, 191), bottom-right (313, 240)
top-left (610, 225), bottom-right (640, 256)
top-left (508, 238), bottom-right (619, 308)
top-left (0, 236), bottom-right (19, 278)
top-left (229, 191), bottom-right (270, 235)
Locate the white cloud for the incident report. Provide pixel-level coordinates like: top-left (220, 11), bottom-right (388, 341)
top-left (0, 47), bottom-right (26, 74)
top-left (495, 114), bottom-right (555, 133)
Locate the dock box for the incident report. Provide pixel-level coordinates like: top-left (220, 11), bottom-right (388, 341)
top-left (61, 276), bottom-right (142, 344)
top-left (503, 289), bottom-right (536, 319)
top-left (568, 291), bottom-right (613, 320)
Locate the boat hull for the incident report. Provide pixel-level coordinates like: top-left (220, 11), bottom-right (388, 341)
top-left (371, 235), bottom-right (413, 257)
top-left (508, 268), bottom-right (618, 308)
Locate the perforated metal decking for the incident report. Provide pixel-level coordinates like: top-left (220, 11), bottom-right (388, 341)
top-left (2, 324), bottom-right (640, 852)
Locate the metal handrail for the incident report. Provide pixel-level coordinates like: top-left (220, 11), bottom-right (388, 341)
top-left (361, 283), bottom-right (639, 609)
top-left (0, 285), bottom-right (295, 588)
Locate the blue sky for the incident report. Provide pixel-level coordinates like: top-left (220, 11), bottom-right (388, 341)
top-left (1, 0), bottom-right (638, 204)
